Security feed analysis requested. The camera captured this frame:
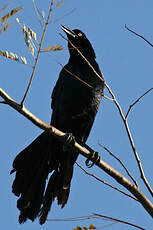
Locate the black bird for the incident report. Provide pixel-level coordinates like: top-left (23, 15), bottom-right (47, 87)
top-left (11, 25), bottom-right (104, 224)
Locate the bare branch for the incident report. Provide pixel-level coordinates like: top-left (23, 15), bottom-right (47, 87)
top-left (57, 61), bottom-right (93, 89)
top-left (1, 87), bottom-right (153, 218)
top-left (93, 213), bottom-right (146, 230)
top-left (125, 87), bottom-right (153, 119)
top-left (32, 0), bottom-right (44, 28)
top-left (52, 8), bottom-right (76, 23)
top-left (105, 82), bottom-right (153, 197)
top-left (125, 24), bottom-right (153, 48)
top-left (59, 33), bottom-right (104, 83)
top-left (98, 142), bottom-right (138, 187)
top-left (76, 162), bottom-right (138, 201)
top-left (47, 215), bottom-right (96, 222)
top-left (21, 0), bottom-right (54, 106)
top-left (0, 100), bottom-right (7, 104)
top-left (47, 214), bottom-right (145, 229)
top-left (103, 94), bottom-right (114, 101)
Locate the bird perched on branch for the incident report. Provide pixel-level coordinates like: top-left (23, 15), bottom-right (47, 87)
top-left (11, 25), bottom-right (104, 224)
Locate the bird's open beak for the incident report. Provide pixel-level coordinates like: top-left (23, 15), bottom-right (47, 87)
top-left (61, 25), bottom-right (76, 38)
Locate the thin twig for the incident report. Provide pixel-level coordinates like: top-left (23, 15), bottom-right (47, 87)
top-left (103, 94), bottom-right (114, 101)
top-left (124, 25), bottom-right (153, 194)
top-left (47, 213), bottom-right (145, 230)
top-left (47, 213), bottom-right (145, 229)
top-left (47, 215), bottom-right (96, 222)
top-left (93, 213), bottom-right (146, 230)
top-left (1, 87), bottom-right (153, 217)
top-left (125, 24), bottom-right (153, 48)
top-left (57, 61), bottom-right (93, 89)
top-left (98, 142), bottom-right (138, 187)
top-left (69, 39), bottom-right (104, 81)
top-left (125, 87), bottom-right (153, 119)
top-left (32, 0), bottom-right (44, 29)
top-left (105, 82), bottom-right (153, 197)
top-left (47, 214), bottom-right (117, 228)
top-left (59, 33), bottom-right (104, 83)
top-left (21, 0), bottom-right (54, 106)
top-left (76, 162), bottom-right (138, 201)
top-left (0, 101), bottom-right (7, 104)
top-left (52, 8), bottom-right (76, 23)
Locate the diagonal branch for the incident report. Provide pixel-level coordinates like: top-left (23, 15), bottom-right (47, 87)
top-left (21, 0), bottom-right (54, 106)
top-left (32, 0), bottom-right (44, 29)
top-left (98, 142), bottom-right (138, 187)
top-left (59, 33), bottom-right (104, 83)
top-left (125, 24), bottom-right (153, 48)
top-left (1, 87), bottom-right (153, 218)
top-left (125, 87), bottom-right (153, 119)
top-left (57, 61), bottom-right (93, 89)
top-left (93, 213), bottom-right (146, 230)
top-left (76, 162), bottom-right (138, 201)
top-left (105, 82), bottom-right (153, 197)
top-left (47, 214), bottom-right (145, 230)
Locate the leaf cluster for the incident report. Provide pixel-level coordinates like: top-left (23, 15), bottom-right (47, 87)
top-left (74, 224), bottom-right (96, 230)
top-left (0, 6), bottom-right (22, 35)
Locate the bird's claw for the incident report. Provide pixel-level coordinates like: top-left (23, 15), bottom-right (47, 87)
top-left (63, 133), bottom-right (75, 151)
top-left (85, 151), bottom-right (100, 168)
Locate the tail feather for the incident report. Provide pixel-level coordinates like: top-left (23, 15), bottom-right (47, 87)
top-left (18, 167), bottom-right (47, 223)
top-left (39, 163), bottom-right (73, 225)
top-left (57, 162), bottom-right (73, 207)
top-left (11, 132), bottom-right (78, 224)
top-left (17, 155), bottom-right (48, 223)
top-left (39, 171), bottom-right (58, 225)
top-left (11, 132), bottom-right (50, 223)
top-left (12, 132), bottom-right (50, 173)
top-left (39, 153), bottom-right (77, 224)
top-left (11, 132), bottom-right (50, 197)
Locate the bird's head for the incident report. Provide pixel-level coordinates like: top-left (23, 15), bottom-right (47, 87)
top-left (61, 25), bottom-right (96, 60)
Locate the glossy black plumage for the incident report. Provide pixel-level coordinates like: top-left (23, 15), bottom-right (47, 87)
top-left (11, 25), bottom-right (104, 224)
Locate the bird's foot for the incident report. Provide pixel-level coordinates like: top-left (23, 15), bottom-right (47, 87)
top-left (63, 133), bottom-right (75, 151)
top-left (85, 151), bottom-right (100, 168)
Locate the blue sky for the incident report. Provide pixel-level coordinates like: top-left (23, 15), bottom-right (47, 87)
top-left (1, 0), bottom-right (153, 229)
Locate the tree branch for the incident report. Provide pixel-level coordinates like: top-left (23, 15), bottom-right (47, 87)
top-left (93, 213), bottom-right (146, 230)
top-left (21, 0), bottom-right (54, 106)
top-left (76, 162), bottom-right (138, 201)
top-left (98, 142), bottom-right (138, 187)
top-left (1, 87), bottom-right (153, 218)
top-left (125, 87), bottom-right (153, 119)
top-left (59, 33), bottom-right (104, 83)
top-left (32, 0), bottom-right (44, 29)
top-left (125, 24), bottom-right (153, 48)
top-left (47, 214), bottom-right (146, 230)
top-left (105, 82), bottom-right (153, 197)
top-left (57, 61), bottom-right (93, 89)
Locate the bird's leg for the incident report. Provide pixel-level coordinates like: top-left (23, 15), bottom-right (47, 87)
top-left (78, 141), bottom-right (101, 168)
top-left (85, 151), bottom-right (100, 168)
top-left (63, 135), bottom-right (101, 167)
top-left (63, 133), bottom-right (76, 152)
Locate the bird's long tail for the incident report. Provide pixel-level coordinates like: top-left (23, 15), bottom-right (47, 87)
top-left (11, 132), bottom-right (77, 224)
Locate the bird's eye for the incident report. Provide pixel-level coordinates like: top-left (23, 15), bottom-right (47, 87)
top-left (78, 32), bottom-right (82, 37)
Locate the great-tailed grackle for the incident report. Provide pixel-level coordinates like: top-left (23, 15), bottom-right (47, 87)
top-left (11, 25), bottom-right (104, 224)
